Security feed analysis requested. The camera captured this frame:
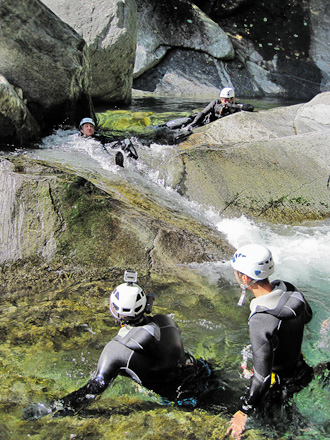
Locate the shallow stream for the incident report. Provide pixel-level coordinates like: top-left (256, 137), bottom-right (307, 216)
top-left (1, 97), bottom-right (329, 439)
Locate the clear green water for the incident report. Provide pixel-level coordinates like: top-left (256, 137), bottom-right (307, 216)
top-left (1, 97), bottom-right (329, 440)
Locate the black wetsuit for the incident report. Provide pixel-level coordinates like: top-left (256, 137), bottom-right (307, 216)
top-left (96, 314), bottom-right (189, 395)
top-left (50, 314), bottom-right (215, 414)
top-left (242, 280), bottom-right (313, 413)
top-left (81, 133), bottom-right (138, 161)
top-left (189, 99), bottom-right (254, 128)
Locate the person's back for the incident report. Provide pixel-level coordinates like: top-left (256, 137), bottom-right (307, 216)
top-left (95, 313), bottom-right (191, 402)
top-left (247, 279), bottom-right (313, 407)
top-left (121, 314), bottom-right (187, 373)
top-left (270, 282), bottom-right (311, 376)
top-left (227, 244), bottom-right (314, 439)
top-left (150, 314), bottom-right (187, 368)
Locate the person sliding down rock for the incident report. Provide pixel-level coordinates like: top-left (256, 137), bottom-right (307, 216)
top-left (183, 87), bottom-right (254, 131)
top-left (79, 117), bottom-right (138, 167)
top-left (24, 270), bottom-right (231, 420)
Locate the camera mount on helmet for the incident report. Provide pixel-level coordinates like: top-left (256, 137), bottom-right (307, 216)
top-left (123, 269), bottom-right (138, 284)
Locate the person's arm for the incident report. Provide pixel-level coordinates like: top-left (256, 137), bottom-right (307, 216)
top-left (51, 375), bottom-right (110, 415)
top-left (227, 314), bottom-right (278, 438)
top-left (243, 313), bottom-right (277, 408)
top-left (241, 103), bottom-right (254, 111)
top-left (185, 100), bottom-right (217, 129)
top-left (52, 338), bottom-right (128, 416)
top-left (224, 103), bottom-right (254, 113)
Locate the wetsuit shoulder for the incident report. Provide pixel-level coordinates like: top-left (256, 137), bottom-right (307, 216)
top-left (114, 321), bottom-right (161, 351)
top-left (151, 314), bottom-right (180, 329)
top-left (259, 281), bottom-right (313, 322)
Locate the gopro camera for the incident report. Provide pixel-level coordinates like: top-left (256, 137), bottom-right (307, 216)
top-left (124, 269), bottom-right (138, 284)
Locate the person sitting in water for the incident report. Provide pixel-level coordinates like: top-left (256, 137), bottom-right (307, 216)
top-left (183, 87), bottom-right (254, 131)
top-left (24, 270), bottom-right (231, 419)
top-left (79, 117), bottom-right (138, 167)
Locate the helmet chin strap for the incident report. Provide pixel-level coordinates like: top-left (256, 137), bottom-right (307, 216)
top-left (237, 285), bottom-right (247, 307)
top-left (235, 272), bottom-right (257, 306)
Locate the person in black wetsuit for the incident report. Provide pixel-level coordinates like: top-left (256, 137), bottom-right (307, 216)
top-left (79, 117), bottom-right (138, 167)
top-left (183, 87), bottom-right (254, 132)
top-left (25, 270), bottom-right (229, 420)
top-left (226, 244), bottom-right (314, 439)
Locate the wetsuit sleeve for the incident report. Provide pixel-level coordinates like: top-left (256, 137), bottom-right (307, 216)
top-left (190, 100), bottom-right (217, 127)
top-left (50, 339), bottom-right (125, 414)
top-left (241, 103), bottom-right (254, 112)
top-left (243, 313), bottom-right (280, 411)
top-left (50, 325), bottom-right (161, 415)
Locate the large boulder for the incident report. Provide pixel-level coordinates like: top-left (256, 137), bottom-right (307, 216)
top-left (43, 0), bottom-right (138, 104)
top-left (134, 0), bottom-right (324, 101)
top-left (0, 0), bottom-right (93, 140)
top-left (0, 75), bottom-right (40, 145)
top-left (133, 47), bottom-right (261, 98)
top-left (133, 0), bottom-right (238, 98)
top-left (134, 0), bottom-right (233, 77)
top-left (0, 156), bottom-right (232, 268)
top-left (164, 92), bottom-right (330, 223)
top-left (193, 0), bottom-right (323, 101)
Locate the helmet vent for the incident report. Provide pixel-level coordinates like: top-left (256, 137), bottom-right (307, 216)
top-left (109, 280), bottom-right (147, 321)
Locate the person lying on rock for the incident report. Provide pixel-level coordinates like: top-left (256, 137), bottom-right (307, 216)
top-left (24, 270), bottom-right (232, 420)
top-left (183, 87), bottom-right (254, 131)
top-left (79, 117), bottom-right (138, 167)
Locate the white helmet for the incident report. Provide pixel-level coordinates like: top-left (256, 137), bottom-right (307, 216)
top-left (231, 244), bottom-right (274, 280)
top-left (220, 87), bottom-right (235, 99)
top-left (109, 282), bottom-right (147, 322)
top-left (79, 117), bottom-right (95, 128)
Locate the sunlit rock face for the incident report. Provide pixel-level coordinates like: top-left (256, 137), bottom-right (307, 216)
top-left (43, 0), bottom-right (138, 104)
top-left (173, 92), bottom-right (330, 224)
top-left (0, 157), bottom-right (232, 267)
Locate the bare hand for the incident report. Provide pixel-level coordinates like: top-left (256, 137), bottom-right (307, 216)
top-left (226, 410), bottom-right (248, 439)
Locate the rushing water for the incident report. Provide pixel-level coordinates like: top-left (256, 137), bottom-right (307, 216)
top-left (2, 97), bottom-right (330, 439)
